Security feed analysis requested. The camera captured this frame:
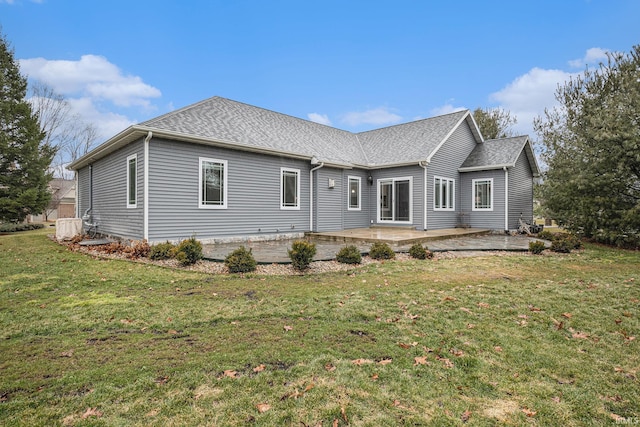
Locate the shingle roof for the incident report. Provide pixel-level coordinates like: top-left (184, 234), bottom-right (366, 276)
top-left (459, 135), bottom-right (540, 176)
top-left (141, 97), bottom-right (368, 166)
top-left (356, 110), bottom-right (470, 166)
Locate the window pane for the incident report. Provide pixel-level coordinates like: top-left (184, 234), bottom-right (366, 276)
top-left (203, 161), bottom-right (224, 205)
top-left (435, 178), bottom-right (441, 208)
top-left (395, 180), bottom-right (410, 221)
top-left (448, 180), bottom-right (454, 209)
top-left (474, 180), bottom-right (491, 209)
top-left (283, 170), bottom-right (298, 207)
top-left (349, 178), bottom-right (359, 208)
top-left (380, 181), bottom-right (392, 220)
top-left (128, 158), bottom-right (136, 205)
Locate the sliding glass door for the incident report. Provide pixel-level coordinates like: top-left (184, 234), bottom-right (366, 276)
top-left (378, 177), bottom-right (412, 223)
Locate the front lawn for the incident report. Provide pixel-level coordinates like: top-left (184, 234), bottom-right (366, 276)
top-left (1, 229), bottom-right (638, 426)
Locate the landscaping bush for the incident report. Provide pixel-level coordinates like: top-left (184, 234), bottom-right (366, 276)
top-left (0, 223), bottom-right (44, 233)
top-left (128, 240), bottom-right (150, 259)
top-left (225, 246), bottom-right (257, 273)
top-left (529, 240), bottom-right (546, 255)
top-left (537, 230), bottom-right (555, 241)
top-left (550, 233), bottom-right (583, 253)
top-left (408, 243), bottom-right (433, 260)
top-left (369, 242), bottom-right (395, 260)
top-left (336, 245), bottom-right (362, 264)
top-left (174, 236), bottom-right (203, 266)
top-left (149, 241), bottom-right (175, 260)
top-left (288, 240), bottom-right (317, 270)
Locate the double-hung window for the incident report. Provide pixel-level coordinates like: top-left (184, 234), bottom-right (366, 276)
top-left (281, 167), bottom-right (300, 210)
top-left (199, 158), bottom-right (228, 208)
top-left (473, 178), bottom-right (493, 211)
top-left (127, 154), bottom-right (137, 208)
top-left (348, 176), bottom-right (361, 210)
top-left (434, 176), bottom-right (455, 211)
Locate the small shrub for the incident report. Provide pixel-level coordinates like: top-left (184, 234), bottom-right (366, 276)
top-left (409, 243), bottom-right (429, 260)
top-left (550, 233), bottom-right (583, 253)
top-left (128, 240), bottom-right (150, 259)
top-left (336, 245), bottom-right (362, 264)
top-left (0, 223), bottom-right (44, 233)
top-left (225, 246), bottom-right (257, 273)
top-left (537, 230), bottom-right (554, 241)
top-left (149, 241), bottom-right (175, 260)
top-left (369, 242), bottom-right (395, 260)
top-left (529, 240), bottom-right (546, 255)
top-left (174, 236), bottom-right (203, 266)
top-left (288, 240), bottom-right (317, 270)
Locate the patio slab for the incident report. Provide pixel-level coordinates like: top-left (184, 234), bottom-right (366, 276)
top-left (307, 227), bottom-right (490, 245)
top-left (202, 234), bottom-right (548, 264)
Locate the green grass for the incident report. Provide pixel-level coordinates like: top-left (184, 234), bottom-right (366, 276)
top-left (1, 229), bottom-right (639, 426)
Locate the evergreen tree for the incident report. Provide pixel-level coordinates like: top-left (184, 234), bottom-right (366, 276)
top-left (0, 33), bottom-right (55, 222)
top-left (535, 45), bottom-right (640, 248)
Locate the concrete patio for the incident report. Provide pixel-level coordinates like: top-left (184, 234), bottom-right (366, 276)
top-left (201, 228), bottom-right (548, 264)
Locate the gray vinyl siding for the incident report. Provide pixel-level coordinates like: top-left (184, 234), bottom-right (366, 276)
top-left (460, 169), bottom-right (506, 230)
top-left (508, 151), bottom-right (534, 229)
top-left (147, 138), bottom-right (310, 242)
top-left (427, 123), bottom-right (479, 229)
top-left (83, 140), bottom-right (144, 240)
top-left (77, 166), bottom-right (91, 217)
top-left (344, 169), bottom-right (371, 229)
top-left (315, 167), bottom-right (343, 232)
top-left (371, 165), bottom-right (424, 229)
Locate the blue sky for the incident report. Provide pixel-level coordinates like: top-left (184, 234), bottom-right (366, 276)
top-left (2, 0), bottom-right (639, 143)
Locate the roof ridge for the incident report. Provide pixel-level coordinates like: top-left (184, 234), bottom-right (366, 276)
top-left (356, 109), bottom-right (468, 136)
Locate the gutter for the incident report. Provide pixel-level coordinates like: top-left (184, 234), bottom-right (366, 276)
top-left (504, 166), bottom-right (509, 232)
top-left (143, 131), bottom-right (152, 241)
top-left (309, 158), bottom-right (324, 232)
top-left (419, 160), bottom-right (429, 230)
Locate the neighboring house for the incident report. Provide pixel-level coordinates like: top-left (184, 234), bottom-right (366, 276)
top-left (68, 97), bottom-right (540, 243)
top-left (29, 178), bottom-right (76, 222)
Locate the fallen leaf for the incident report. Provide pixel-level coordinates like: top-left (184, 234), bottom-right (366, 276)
top-left (494, 346), bottom-right (503, 352)
top-left (81, 407), bottom-right (103, 419)
top-left (304, 383), bottom-right (315, 393)
top-left (518, 314), bottom-right (529, 319)
top-left (466, 323), bottom-right (476, 329)
top-left (168, 329), bottom-right (178, 335)
top-left (398, 343), bottom-right (411, 349)
top-left (371, 373), bottom-right (379, 380)
top-left (223, 370), bottom-right (239, 378)
top-left (610, 413), bottom-right (625, 422)
top-left (256, 403), bottom-right (271, 413)
top-left (253, 364), bottom-right (266, 373)
top-left (460, 307), bottom-right (472, 314)
top-left (60, 350), bottom-right (74, 358)
top-left (522, 407), bottom-right (536, 417)
top-left (461, 410), bottom-right (472, 422)
top-left (551, 396), bottom-right (561, 403)
top-left (414, 356), bottom-right (429, 366)
top-left (615, 318), bottom-right (623, 324)
top-left (283, 325), bottom-right (293, 331)
top-left (333, 419), bottom-right (339, 427)
top-left (477, 302), bottom-right (490, 308)
top-left (352, 358), bottom-right (373, 365)
top-left (529, 305), bottom-right (542, 312)
top-left (562, 312), bottom-right (572, 319)
top-left (437, 356), bottom-right (454, 369)
top-left (325, 363), bottom-right (336, 372)
top-left (572, 331), bottom-right (589, 339)
top-left (341, 406), bottom-right (348, 423)
top-left (378, 358), bottom-right (393, 365)
top-left (120, 318), bottom-right (133, 324)
top-left (154, 376), bottom-right (169, 384)
top-left (450, 348), bottom-right (464, 357)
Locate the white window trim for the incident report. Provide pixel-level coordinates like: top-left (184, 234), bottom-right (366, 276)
top-left (199, 157), bottom-right (228, 209)
top-left (433, 176), bottom-right (455, 211)
top-left (127, 154), bottom-right (137, 209)
top-left (347, 176), bottom-right (361, 211)
top-left (377, 176), bottom-right (413, 224)
top-left (280, 167), bottom-right (300, 210)
top-left (472, 178), bottom-right (494, 211)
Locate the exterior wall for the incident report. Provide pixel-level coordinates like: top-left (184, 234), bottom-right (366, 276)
top-left (81, 139), bottom-right (145, 240)
top-left (147, 138), bottom-right (310, 242)
top-left (427, 123), bottom-right (479, 229)
top-left (343, 169), bottom-right (371, 229)
top-left (508, 151), bottom-right (534, 229)
top-left (77, 167), bottom-right (90, 218)
top-left (370, 164), bottom-right (424, 229)
top-left (460, 169), bottom-right (506, 230)
top-left (315, 167), bottom-right (343, 232)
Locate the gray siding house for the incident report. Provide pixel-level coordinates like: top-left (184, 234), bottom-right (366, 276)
top-left (68, 97), bottom-right (540, 243)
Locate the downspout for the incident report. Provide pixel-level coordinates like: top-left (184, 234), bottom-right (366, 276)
top-left (419, 161), bottom-right (429, 230)
top-left (143, 131), bottom-right (152, 241)
top-left (504, 166), bottom-right (509, 232)
top-left (309, 158), bottom-right (324, 232)
top-left (89, 164), bottom-right (93, 211)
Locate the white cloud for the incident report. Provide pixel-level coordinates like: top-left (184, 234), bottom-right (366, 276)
top-left (66, 97), bottom-right (136, 140)
top-left (568, 47), bottom-right (609, 68)
top-left (18, 54), bottom-right (161, 107)
top-left (429, 103), bottom-right (467, 117)
top-left (307, 112), bottom-right (332, 126)
top-left (341, 107), bottom-right (402, 127)
top-left (490, 67), bottom-right (576, 137)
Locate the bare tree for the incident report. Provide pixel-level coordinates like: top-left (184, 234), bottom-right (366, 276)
top-left (28, 81), bottom-right (99, 178)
